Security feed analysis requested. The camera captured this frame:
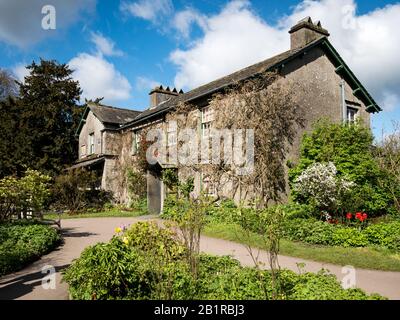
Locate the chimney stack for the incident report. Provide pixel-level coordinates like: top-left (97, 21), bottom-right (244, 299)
top-left (289, 17), bottom-right (329, 50)
top-left (149, 85), bottom-right (183, 109)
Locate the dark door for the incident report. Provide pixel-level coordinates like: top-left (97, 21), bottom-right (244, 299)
top-left (147, 167), bottom-right (162, 214)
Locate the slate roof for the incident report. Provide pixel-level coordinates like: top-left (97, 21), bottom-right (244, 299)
top-left (88, 103), bottom-right (141, 125)
top-left (126, 37), bottom-right (324, 126)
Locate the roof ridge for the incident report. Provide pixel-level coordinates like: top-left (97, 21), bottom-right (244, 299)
top-left (90, 103), bottom-right (142, 113)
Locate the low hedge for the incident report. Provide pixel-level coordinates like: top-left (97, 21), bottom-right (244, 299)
top-left (282, 218), bottom-right (400, 250)
top-left (0, 221), bottom-right (61, 276)
top-left (63, 221), bottom-right (384, 300)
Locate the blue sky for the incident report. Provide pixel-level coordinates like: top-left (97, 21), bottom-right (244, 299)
top-left (0, 0), bottom-right (399, 138)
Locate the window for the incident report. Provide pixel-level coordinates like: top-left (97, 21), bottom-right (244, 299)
top-left (88, 133), bottom-right (95, 154)
top-left (346, 106), bottom-right (358, 123)
top-left (132, 130), bottom-right (141, 155)
top-left (201, 107), bottom-right (214, 138)
top-left (166, 122), bottom-right (177, 146)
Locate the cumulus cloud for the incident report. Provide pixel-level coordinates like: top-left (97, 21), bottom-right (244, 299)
top-left (0, 0), bottom-right (95, 47)
top-left (170, 0), bottom-right (400, 112)
top-left (90, 32), bottom-right (123, 57)
top-left (170, 1), bottom-right (287, 89)
top-left (120, 0), bottom-right (173, 23)
top-left (172, 9), bottom-right (208, 39)
top-left (69, 53), bottom-right (131, 103)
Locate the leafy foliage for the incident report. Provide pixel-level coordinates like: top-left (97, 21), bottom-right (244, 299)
top-left (0, 221), bottom-right (60, 276)
top-left (63, 221), bottom-right (384, 300)
top-left (0, 169), bottom-right (51, 221)
top-left (0, 59), bottom-right (83, 178)
top-left (290, 120), bottom-right (393, 216)
top-left (293, 162), bottom-right (355, 215)
top-left (50, 168), bottom-right (113, 213)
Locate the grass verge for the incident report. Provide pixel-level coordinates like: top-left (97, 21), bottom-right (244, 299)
top-left (44, 209), bottom-right (147, 220)
top-left (203, 222), bottom-right (400, 272)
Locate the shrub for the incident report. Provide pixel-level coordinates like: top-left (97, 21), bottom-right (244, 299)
top-left (51, 168), bottom-right (113, 213)
top-left (0, 222), bottom-right (60, 276)
top-left (364, 222), bottom-right (400, 250)
top-left (289, 120), bottom-right (393, 216)
top-left (331, 228), bottom-right (369, 247)
top-left (293, 162), bottom-right (355, 217)
top-left (0, 169), bottom-right (51, 221)
top-left (126, 168), bottom-right (146, 202)
top-left (63, 222), bottom-right (384, 300)
top-left (64, 222), bottom-right (194, 300)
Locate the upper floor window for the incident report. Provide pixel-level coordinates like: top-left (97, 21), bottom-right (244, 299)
top-left (346, 106), bottom-right (358, 123)
top-left (166, 122), bottom-right (177, 146)
top-left (201, 107), bottom-right (214, 138)
top-left (132, 130), bottom-right (142, 155)
top-left (88, 133), bottom-right (95, 155)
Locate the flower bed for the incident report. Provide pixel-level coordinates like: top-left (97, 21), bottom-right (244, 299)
top-left (0, 221), bottom-right (61, 276)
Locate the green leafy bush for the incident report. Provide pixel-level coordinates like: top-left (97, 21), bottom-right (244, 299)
top-left (63, 221), bottom-right (384, 300)
top-left (289, 120), bottom-right (395, 217)
top-left (50, 168), bottom-right (113, 213)
top-left (364, 222), bottom-right (400, 250)
top-left (282, 217), bottom-right (400, 249)
top-left (0, 169), bottom-right (51, 221)
top-left (0, 222), bottom-right (60, 276)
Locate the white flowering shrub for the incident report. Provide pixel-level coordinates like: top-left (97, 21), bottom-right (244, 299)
top-left (294, 162), bottom-right (355, 213)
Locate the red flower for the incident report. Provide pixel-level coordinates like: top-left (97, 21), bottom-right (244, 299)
top-left (362, 213), bottom-right (368, 220)
top-left (346, 213), bottom-right (352, 220)
top-left (355, 212), bottom-right (362, 220)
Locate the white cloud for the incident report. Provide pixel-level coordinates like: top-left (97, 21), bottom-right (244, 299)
top-left (170, 0), bottom-right (400, 112)
top-left (69, 53), bottom-right (131, 103)
top-left (90, 32), bottom-right (123, 57)
top-left (120, 0), bottom-right (173, 23)
top-left (170, 0), bottom-right (287, 89)
top-left (12, 63), bottom-right (29, 82)
top-left (135, 76), bottom-right (160, 91)
top-left (172, 9), bottom-right (208, 39)
top-left (0, 0), bottom-right (95, 47)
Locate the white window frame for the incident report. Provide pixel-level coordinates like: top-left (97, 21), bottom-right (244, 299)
top-left (166, 122), bottom-right (177, 147)
top-left (346, 106), bottom-right (359, 123)
top-left (132, 130), bottom-right (142, 155)
top-left (201, 107), bottom-right (214, 138)
top-left (88, 133), bottom-right (95, 155)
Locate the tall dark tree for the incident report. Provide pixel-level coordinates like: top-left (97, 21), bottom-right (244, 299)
top-left (0, 59), bottom-right (83, 177)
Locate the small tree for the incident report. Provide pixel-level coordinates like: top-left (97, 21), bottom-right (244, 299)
top-left (375, 122), bottom-right (400, 215)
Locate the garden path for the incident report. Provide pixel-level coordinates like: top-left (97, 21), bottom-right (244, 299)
top-left (0, 216), bottom-right (399, 300)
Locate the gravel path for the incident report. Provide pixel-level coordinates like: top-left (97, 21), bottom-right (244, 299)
top-left (1, 217), bottom-right (399, 300)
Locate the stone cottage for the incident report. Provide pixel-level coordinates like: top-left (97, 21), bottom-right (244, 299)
top-left (74, 17), bottom-right (381, 213)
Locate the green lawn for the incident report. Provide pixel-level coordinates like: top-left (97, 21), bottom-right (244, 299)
top-left (44, 208), bottom-right (147, 220)
top-left (203, 222), bottom-right (400, 272)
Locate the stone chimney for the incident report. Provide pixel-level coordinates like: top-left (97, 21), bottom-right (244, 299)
top-left (289, 17), bottom-right (329, 50)
top-left (149, 86), bottom-right (183, 109)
